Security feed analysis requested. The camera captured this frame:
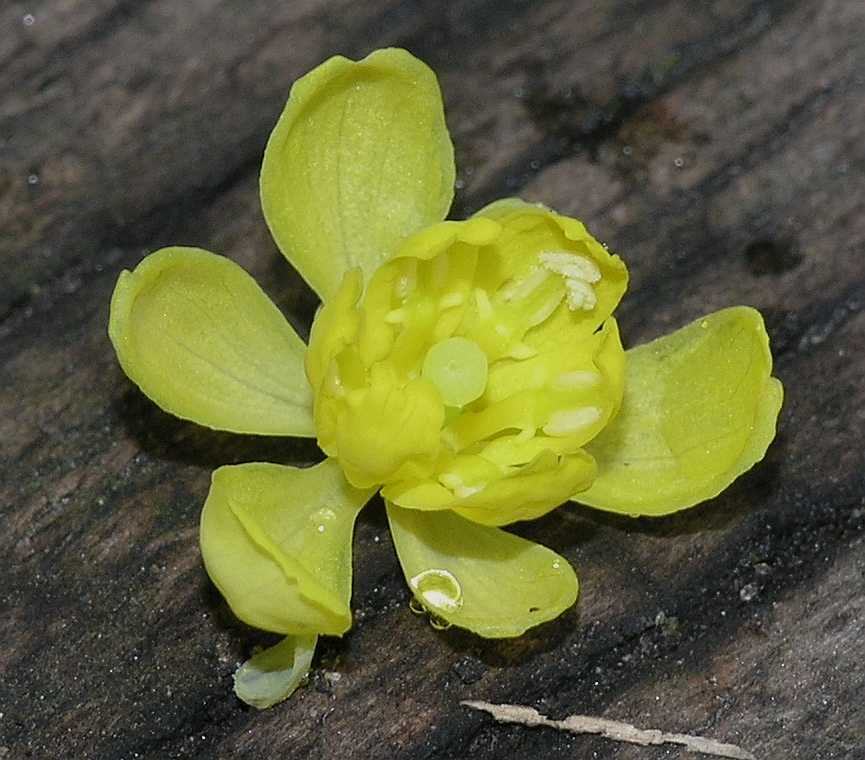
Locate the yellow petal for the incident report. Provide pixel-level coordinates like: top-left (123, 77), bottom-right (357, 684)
top-left (575, 307), bottom-right (783, 516)
top-left (383, 446), bottom-right (596, 526)
top-left (387, 502), bottom-right (578, 637)
top-left (394, 217), bottom-right (501, 262)
top-left (261, 48), bottom-right (455, 302)
top-left (233, 634), bottom-right (317, 709)
top-left (199, 460), bottom-right (375, 635)
top-left (330, 364), bottom-right (445, 489)
top-left (109, 247), bottom-right (314, 436)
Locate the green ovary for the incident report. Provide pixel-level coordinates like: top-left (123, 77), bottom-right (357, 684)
top-left (305, 207), bottom-right (629, 525)
top-left (422, 337), bottom-right (488, 407)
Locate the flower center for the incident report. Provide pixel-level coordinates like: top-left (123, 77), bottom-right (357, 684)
top-left (305, 215), bottom-right (627, 498)
top-left (422, 336), bottom-right (488, 407)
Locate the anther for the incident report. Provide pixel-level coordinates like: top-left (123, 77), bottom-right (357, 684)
top-left (538, 251), bottom-right (602, 312)
top-left (542, 406), bottom-right (602, 436)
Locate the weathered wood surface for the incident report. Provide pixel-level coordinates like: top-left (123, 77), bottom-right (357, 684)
top-left (2, 1), bottom-right (864, 758)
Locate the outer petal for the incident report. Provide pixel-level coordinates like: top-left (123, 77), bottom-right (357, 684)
top-left (200, 460), bottom-right (375, 635)
top-left (109, 247), bottom-right (314, 436)
top-left (386, 502), bottom-right (579, 637)
top-left (574, 307), bottom-right (783, 516)
top-left (233, 634), bottom-right (317, 709)
top-left (261, 48), bottom-right (456, 301)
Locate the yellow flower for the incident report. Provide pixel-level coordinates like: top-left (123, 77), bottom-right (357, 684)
top-left (108, 49), bottom-right (782, 709)
top-left (306, 201), bottom-right (628, 526)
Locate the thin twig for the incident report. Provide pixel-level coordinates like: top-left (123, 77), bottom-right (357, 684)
top-left (461, 700), bottom-right (756, 760)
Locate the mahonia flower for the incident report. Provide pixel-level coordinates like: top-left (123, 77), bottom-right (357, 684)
top-left (108, 49), bottom-right (782, 708)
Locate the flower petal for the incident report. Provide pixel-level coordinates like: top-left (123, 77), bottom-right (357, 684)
top-left (233, 634), bottom-right (317, 709)
top-left (386, 502), bottom-right (579, 637)
top-left (200, 460), bottom-right (375, 635)
top-left (109, 247), bottom-right (314, 436)
top-left (383, 447), bottom-right (596, 527)
top-left (261, 48), bottom-right (455, 302)
top-left (574, 306), bottom-right (783, 516)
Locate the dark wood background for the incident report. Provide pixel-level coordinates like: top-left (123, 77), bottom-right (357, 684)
top-left (2, 1), bottom-right (864, 758)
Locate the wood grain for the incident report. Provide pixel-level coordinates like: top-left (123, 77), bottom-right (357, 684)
top-left (2, 1), bottom-right (863, 758)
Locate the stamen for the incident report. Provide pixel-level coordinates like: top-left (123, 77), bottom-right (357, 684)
top-left (439, 292), bottom-right (465, 310)
top-left (438, 472), bottom-right (485, 499)
top-left (564, 279), bottom-right (597, 311)
top-left (455, 483), bottom-right (485, 498)
top-left (528, 295), bottom-right (562, 326)
top-left (508, 342), bottom-right (537, 360)
top-left (439, 472), bottom-right (463, 490)
top-left (384, 308), bottom-right (407, 324)
top-left (542, 406), bottom-right (602, 436)
top-left (474, 288), bottom-right (494, 319)
top-left (498, 267), bottom-right (551, 302)
top-left (551, 370), bottom-right (601, 390)
top-left (538, 251), bottom-right (601, 283)
top-left (440, 427), bottom-right (460, 450)
top-left (538, 251), bottom-right (602, 312)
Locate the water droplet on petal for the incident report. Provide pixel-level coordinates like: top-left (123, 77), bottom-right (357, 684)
top-left (310, 507), bottom-right (336, 534)
top-left (409, 568), bottom-right (463, 615)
